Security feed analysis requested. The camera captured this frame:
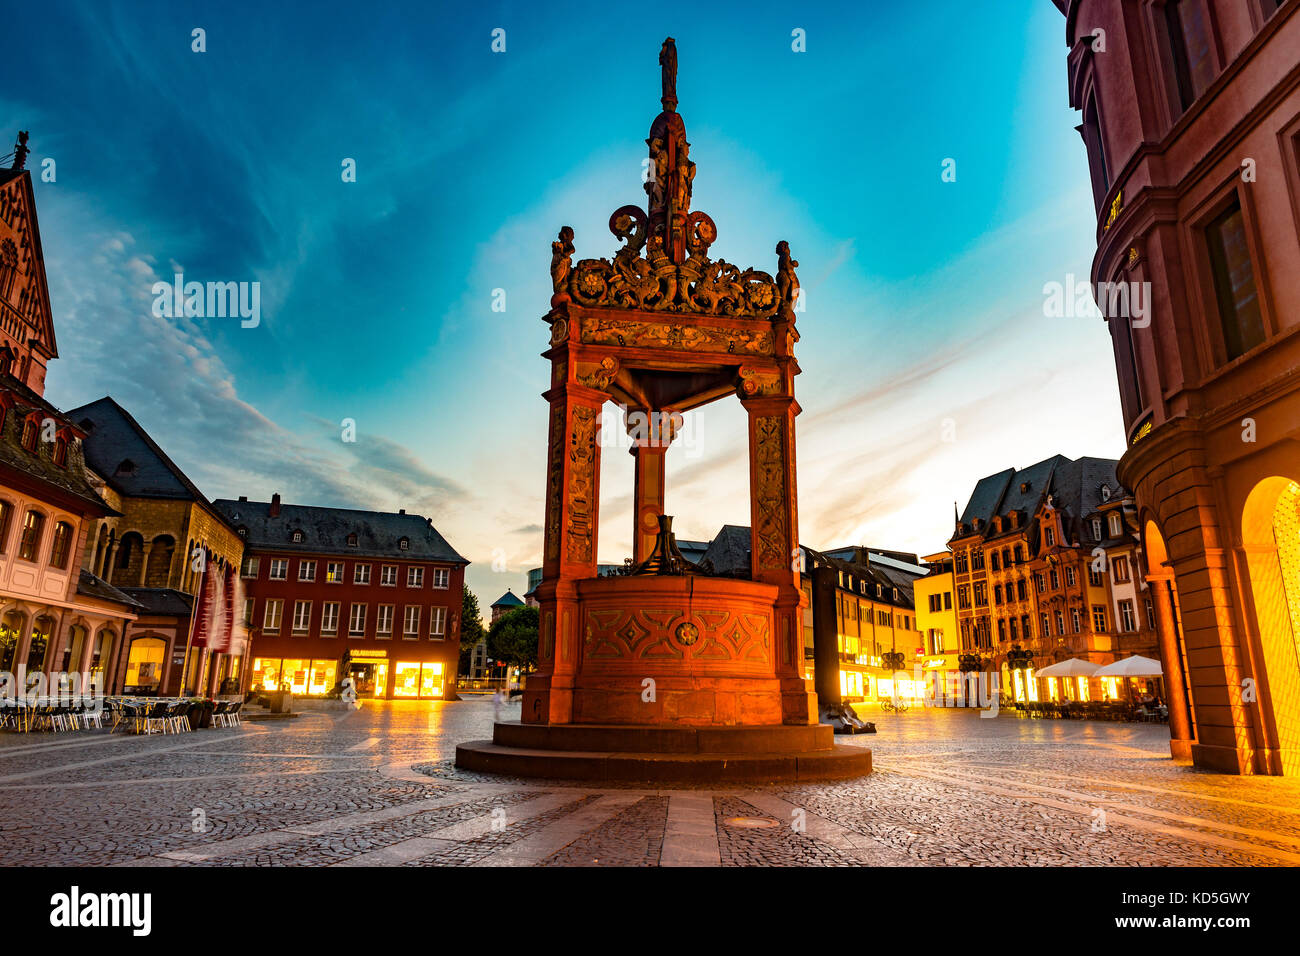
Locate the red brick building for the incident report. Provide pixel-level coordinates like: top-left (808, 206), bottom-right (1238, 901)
top-left (1053, 1), bottom-right (1300, 773)
top-left (214, 494), bottom-right (468, 700)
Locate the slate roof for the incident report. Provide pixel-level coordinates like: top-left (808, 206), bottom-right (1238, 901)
top-left (0, 374), bottom-right (117, 515)
top-left (77, 570), bottom-right (144, 610)
top-left (67, 396), bottom-right (211, 502)
top-left (492, 590), bottom-right (524, 609)
top-left (952, 454), bottom-right (1126, 547)
top-left (696, 524), bottom-right (752, 577)
top-left (211, 498), bottom-right (469, 564)
top-left (120, 587), bottom-right (194, 618)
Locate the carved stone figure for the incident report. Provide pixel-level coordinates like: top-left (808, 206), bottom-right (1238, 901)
top-left (660, 38), bottom-right (678, 110)
top-left (776, 240), bottom-right (800, 312)
top-left (550, 226), bottom-right (575, 294)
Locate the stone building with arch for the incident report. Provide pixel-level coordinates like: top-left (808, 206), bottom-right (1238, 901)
top-left (1053, 0), bottom-right (1300, 773)
top-left (70, 396), bottom-right (246, 697)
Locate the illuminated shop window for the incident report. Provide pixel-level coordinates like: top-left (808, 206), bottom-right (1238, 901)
top-left (308, 660), bottom-right (337, 695)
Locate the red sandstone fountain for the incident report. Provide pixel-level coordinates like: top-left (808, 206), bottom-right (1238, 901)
top-left (455, 39), bottom-right (871, 783)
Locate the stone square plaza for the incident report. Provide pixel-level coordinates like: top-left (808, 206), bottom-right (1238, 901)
top-left (2, 699), bottom-right (1295, 869)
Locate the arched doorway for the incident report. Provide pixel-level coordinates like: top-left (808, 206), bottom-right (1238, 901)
top-left (124, 636), bottom-right (166, 695)
top-left (27, 615), bottom-right (55, 672)
top-left (1241, 477), bottom-right (1300, 775)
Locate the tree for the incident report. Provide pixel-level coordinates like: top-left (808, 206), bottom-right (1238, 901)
top-left (458, 587), bottom-right (486, 677)
top-left (486, 605), bottom-right (540, 674)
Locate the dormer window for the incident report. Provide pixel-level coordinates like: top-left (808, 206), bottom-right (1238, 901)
top-left (291, 529), bottom-right (304, 544)
top-left (1019, 481), bottom-right (1030, 494)
top-left (347, 533), bottom-right (358, 548)
top-left (1100, 485), bottom-right (1112, 502)
top-left (237, 526), bottom-right (248, 538)
top-left (114, 458), bottom-right (136, 477)
top-left (53, 437), bottom-right (67, 468)
top-left (399, 537), bottom-right (409, 551)
top-left (20, 418), bottom-right (37, 452)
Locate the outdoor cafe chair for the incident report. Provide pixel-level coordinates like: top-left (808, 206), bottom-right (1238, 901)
top-left (141, 701), bottom-right (171, 735)
top-left (209, 700), bottom-right (229, 727)
top-left (223, 700), bottom-right (243, 727)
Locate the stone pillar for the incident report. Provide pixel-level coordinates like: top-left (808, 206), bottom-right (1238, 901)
top-left (742, 393), bottom-right (816, 725)
top-left (526, 380), bottom-right (605, 725)
top-left (139, 542), bottom-right (154, 587)
top-left (628, 409), bottom-right (675, 564)
top-left (1148, 571), bottom-right (1194, 760)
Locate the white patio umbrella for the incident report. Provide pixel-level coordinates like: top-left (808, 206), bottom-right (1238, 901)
top-left (1093, 655), bottom-right (1163, 677)
top-left (1035, 657), bottom-right (1100, 677)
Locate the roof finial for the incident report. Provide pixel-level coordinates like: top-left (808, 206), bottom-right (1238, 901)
top-left (12, 131), bottom-right (29, 171)
top-left (659, 38), bottom-right (678, 112)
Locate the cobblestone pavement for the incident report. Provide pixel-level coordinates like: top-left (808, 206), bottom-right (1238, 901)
top-left (2, 698), bottom-right (1298, 867)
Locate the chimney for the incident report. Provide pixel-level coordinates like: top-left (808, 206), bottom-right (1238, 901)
top-left (269, 493), bottom-right (281, 517)
top-left (238, 495), bottom-right (248, 502)
top-left (399, 508), bottom-right (406, 514)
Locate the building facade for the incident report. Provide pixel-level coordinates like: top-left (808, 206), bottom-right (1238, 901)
top-left (915, 552), bottom-right (961, 692)
top-left (215, 495), bottom-right (468, 700)
top-left (72, 397), bottom-right (245, 697)
top-left (1054, 0), bottom-right (1300, 773)
top-left (951, 455), bottom-right (1159, 702)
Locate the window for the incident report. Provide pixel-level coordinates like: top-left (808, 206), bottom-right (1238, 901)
top-left (1009, 619), bottom-right (1018, 641)
top-left (1092, 605), bottom-right (1108, 632)
top-left (1017, 579), bottom-right (1027, 601)
top-left (1022, 615), bottom-right (1033, 639)
top-left (292, 600), bottom-right (311, 634)
top-left (298, 559), bottom-right (317, 582)
top-left (241, 555), bottom-right (260, 578)
top-left (49, 521), bottom-right (73, 569)
top-left (263, 599), bottom-right (283, 634)
top-left (1065, 566), bottom-right (1076, 587)
top-left (1080, 94), bottom-right (1110, 211)
top-left (347, 533), bottom-right (358, 548)
top-left (971, 549), bottom-right (984, 571)
top-left (430, 606), bottom-right (447, 639)
top-left (944, 592), bottom-right (952, 610)
top-left (18, 510), bottom-right (44, 561)
top-left (1206, 199), bottom-right (1265, 361)
top-left (1146, 600), bottom-right (1156, 629)
top-left (1055, 610), bottom-right (1066, 637)
top-left (1045, 526), bottom-right (1055, 547)
top-left (973, 582), bottom-right (987, 607)
top-left (1119, 600), bottom-right (1137, 633)
top-left (957, 585), bottom-right (971, 610)
top-left (1092, 518), bottom-right (1103, 541)
top-left (377, 604), bottom-right (394, 637)
top-left (1035, 573), bottom-right (1045, 594)
top-left (1109, 513), bottom-right (1123, 537)
top-left (380, 565), bottom-right (397, 587)
top-left (20, 418), bottom-right (37, 452)
top-left (1165, 0), bottom-right (1216, 114)
top-left (432, 568), bottom-right (449, 589)
top-left (320, 602), bottom-right (340, 636)
top-left (326, 561), bottom-right (344, 583)
top-left (1049, 568), bottom-right (1060, 590)
top-left (1089, 567), bottom-right (1104, 587)
top-left (403, 605), bottom-right (420, 638)
top-left (1113, 556), bottom-right (1131, 583)
top-left (243, 597), bottom-right (255, 626)
top-left (0, 500), bottom-right (11, 554)
top-left (991, 552), bottom-right (1001, 571)
top-left (407, 567), bottom-right (424, 588)
top-left (998, 619), bottom-right (1007, 642)
top-left (955, 552), bottom-right (968, 573)
top-left (354, 563), bottom-right (371, 585)
top-left (269, 559), bottom-right (288, 581)
top-left (291, 530), bottom-right (304, 544)
top-left (399, 537), bottom-right (409, 551)
top-left (349, 603), bottom-right (367, 637)
top-left (1015, 545), bottom-right (1024, 563)
top-left (1071, 608), bottom-right (1082, 633)
top-left (53, 438), bottom-right (67, 468)
top-left (1040, 613), bottom-right (1050, 637)
top-left (993, 584), bottom-right (1003, 605)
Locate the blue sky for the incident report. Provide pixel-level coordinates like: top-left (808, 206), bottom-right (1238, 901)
top-left (3, 0), bottom-right (1124, 607)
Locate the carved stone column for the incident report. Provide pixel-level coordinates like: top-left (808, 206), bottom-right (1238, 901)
top-left (742, 393), bottom-right (816, 725)
top-left (628, 408), bottom-right (677, 564)
top-left (528, 377), bottom-right (605, 725)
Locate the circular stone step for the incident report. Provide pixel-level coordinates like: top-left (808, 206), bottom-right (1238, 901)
top-left (454, 738), bottom-right (871, 784)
